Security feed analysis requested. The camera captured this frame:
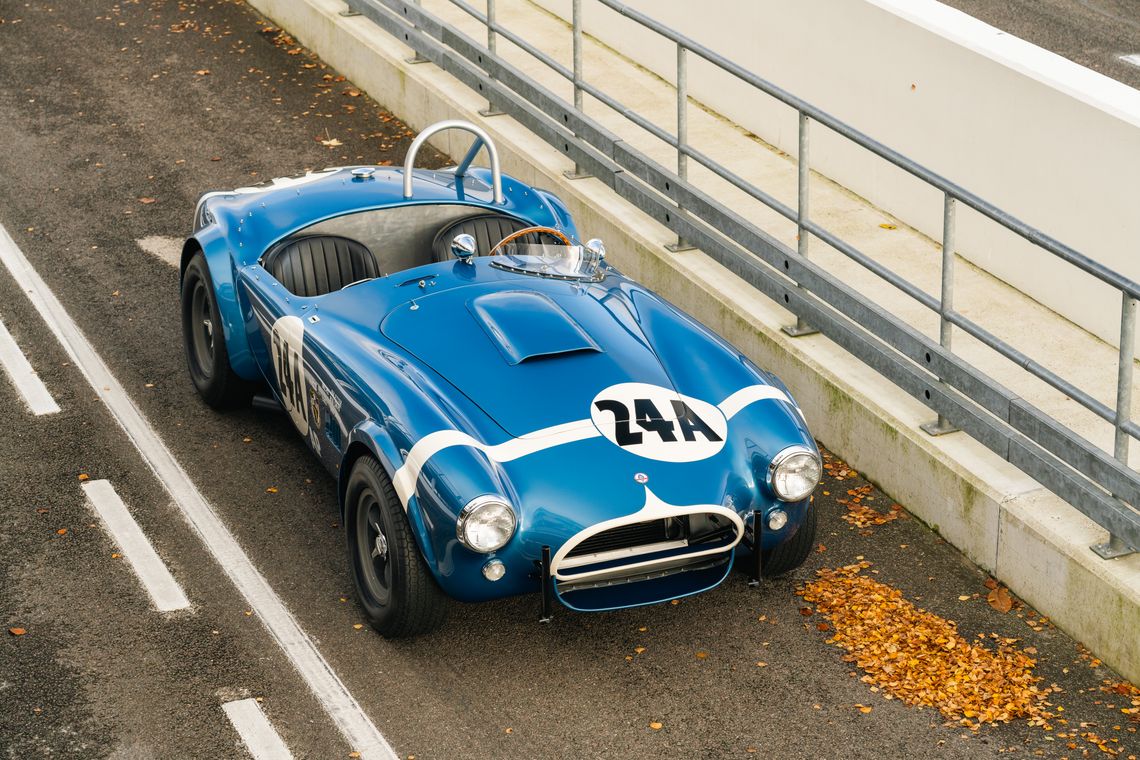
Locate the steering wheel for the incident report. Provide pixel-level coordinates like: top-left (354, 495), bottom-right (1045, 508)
top-left (488, 225), bottom-right (572, 256)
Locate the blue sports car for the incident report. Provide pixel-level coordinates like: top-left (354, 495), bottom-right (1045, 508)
top-left (180, 120), bottom-right (820, 637)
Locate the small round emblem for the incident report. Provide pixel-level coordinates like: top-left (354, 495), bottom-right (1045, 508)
top-left (634, 472), bottom-right (649, 484)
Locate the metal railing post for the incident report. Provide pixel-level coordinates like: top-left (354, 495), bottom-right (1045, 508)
top-left (563, 0), bottom-right (590, 179)
top-left (1093, 292), bottom-right (1138, 558)
top-left (782, 111), bottom-right (819, 336)
top-left (665, 44), bottom-right (694, 252)
top-left (404, 0), bottom-right (430, 64)
top-left (478, 0), bottom-right (504, 116)
top-left (921, 193), bottom-right (961, 436)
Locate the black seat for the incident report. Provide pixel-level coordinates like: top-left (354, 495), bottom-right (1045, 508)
top-left (431, 213), bottom-right (549, 263)
top-left (262, 235), bottom-right (379, 297)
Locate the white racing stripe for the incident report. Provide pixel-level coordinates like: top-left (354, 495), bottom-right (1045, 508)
top-left (223, 699), bottom-right (294, 760)
top-left (0, 317), bottom-right (59, 415)
top-left (0, 223), bottom-right (396, 760)
top-left (391, 385), bottom-right (794, 506)
top-left (83, 479), bottom-right (190, 612)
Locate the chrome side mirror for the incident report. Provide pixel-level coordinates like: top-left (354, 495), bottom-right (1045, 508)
top-left (585, 238), bottom-right (606, 259)
top-left (451, 233), bottom-right (477, 263)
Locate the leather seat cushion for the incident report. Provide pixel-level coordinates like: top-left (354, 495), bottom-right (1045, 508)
top-left (263, 235), bottom-right (379, 297)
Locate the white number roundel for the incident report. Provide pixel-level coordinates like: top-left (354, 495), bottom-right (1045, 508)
top-left (589, 382), bottom-right (727, 462)
top-left (270, 315), bottom-right (309, 436)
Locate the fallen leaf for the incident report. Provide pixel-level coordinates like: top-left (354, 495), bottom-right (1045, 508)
top-left (8, 627), bottom-right (27, 636)
top-left (78, 474), bottom-right (90, 482)
top-left (266, 486), bottom-right (278, 494)
top-left (195, 69), bottom-right (211, 76)
top-left (958, 595), bottom-right (971, 601)
top-left (648, 721), bottom-right (663, 730)
top-left (987, 586), bottom-right (1013, 613)
top-left (857, 704), bottom-right (873, 714)
top-left (349, 753), bottom-right (361, 759)
top-left (695, 651), bottom-right (708, 660)
top-left (817, 622), bottom-right (830, 632)
top-left (353, 623), bottom-right (363, 630)
top-left (634, 646), bottom-right (646, 654)
top-left (879, 223), bottom-right (897, 230)
top-left (799, 607), bottom-right (814, 616)
top-left (56, 528), bottom-right (67, 536)
top-left (504, 727), bottom-right (512, 734)
top-left (138, 197), bottom-right (156, 204)
top-left (36, 508), bottom-right (49, 514)
top-left (320, 137), bottom-right (343, 147)
top-left (111, 553), bottom-right (121, 559)
top-left (756, 661), bottom-right (768, 667)
top-left (984, 578), bottom-right (999, 590)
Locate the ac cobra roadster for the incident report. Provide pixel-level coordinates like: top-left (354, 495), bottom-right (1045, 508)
top-left (180, 120), bottom-right (820, 636)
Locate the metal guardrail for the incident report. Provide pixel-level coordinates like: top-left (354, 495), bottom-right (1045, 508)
top-left (342, 0), bottom-right (1140, 557)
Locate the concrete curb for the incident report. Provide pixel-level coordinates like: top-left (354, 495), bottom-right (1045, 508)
top-left (245, 0), bottom-right (1140, 684)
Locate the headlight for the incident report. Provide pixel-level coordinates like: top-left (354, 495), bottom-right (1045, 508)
top-left (768, 446), bottom-right (821, 502)
top-left (457, 496), bottom-right (517, 553)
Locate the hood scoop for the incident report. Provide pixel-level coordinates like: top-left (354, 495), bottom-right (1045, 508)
top-left (467, 291), bottom-right (601, 365)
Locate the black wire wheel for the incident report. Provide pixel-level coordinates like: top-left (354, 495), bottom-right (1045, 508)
top-left (180, 251), bottom-right (255, 408)
top-left (344, 456), bottom-right (447, 637)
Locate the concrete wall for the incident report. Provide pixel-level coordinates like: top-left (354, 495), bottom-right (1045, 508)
top-left (531, 0), bottom-right (1140, 353)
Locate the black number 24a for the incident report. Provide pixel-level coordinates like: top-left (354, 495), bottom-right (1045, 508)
top-left (594, 398), bottom-right (722, 446)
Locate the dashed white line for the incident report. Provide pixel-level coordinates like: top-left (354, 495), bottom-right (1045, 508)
top-left (136, 235), bottom-right (182, 268)
top-left (0, 223), bottom-right (396, 760)
top-left (0, 316), bottom-right (59, 415)
top-left (223, 699), bottom-right (294, 760)
top-left (82, 479), bottom-right (191, 612)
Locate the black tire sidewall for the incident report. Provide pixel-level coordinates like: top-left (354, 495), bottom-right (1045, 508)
top-left (180, 252), bottom-right (252, 408)
top-left (762, 500), bottom-right (818, 578)
top-left (345, 462), bottom-right (399, 624)
top-left (344, 457), bottom-right (447, 637)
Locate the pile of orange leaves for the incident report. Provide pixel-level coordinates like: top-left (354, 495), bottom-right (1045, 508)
top-left (799, 562), bottom-right (1055, 729)
top-left (836, 483), bottom-right (902, 529)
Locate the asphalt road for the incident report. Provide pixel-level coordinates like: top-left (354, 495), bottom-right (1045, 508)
top-left (938, 0), bottom-right (1140, 90)
top-left (0, 1), bottom-right (1136, 759)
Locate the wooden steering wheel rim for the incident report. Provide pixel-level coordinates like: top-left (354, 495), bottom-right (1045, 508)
top-left (487, 225), bottom-right (572, 257)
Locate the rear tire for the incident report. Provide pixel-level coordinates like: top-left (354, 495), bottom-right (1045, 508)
top-left (345, 456), bottom-right (448, 637)
top-left (181, 252), bottom-right (255, 408)
top-left (762, 501), bottom-right (818, 577)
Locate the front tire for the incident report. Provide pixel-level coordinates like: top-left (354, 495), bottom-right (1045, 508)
top-left (762, 501), bottom-right (818, 577)
top-left (181, 252), bottom-right (255, 408)
top-left (345, 456), bottom-right (448, 637)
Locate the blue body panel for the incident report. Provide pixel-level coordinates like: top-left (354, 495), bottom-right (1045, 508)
top-left (186, 164), bottom-right (817, 611)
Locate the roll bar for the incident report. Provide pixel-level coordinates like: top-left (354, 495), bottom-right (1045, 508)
top-left (402, 120), bottom-right (504, 204)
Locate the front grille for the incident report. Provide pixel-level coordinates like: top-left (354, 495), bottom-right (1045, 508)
top-left (567, 518), bottom-right (686, 558)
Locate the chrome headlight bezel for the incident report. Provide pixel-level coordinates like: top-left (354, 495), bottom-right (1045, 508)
top-left (767, 445), bottom-right (822, 502)
top-left (456, 495), bottom-right (517, 553)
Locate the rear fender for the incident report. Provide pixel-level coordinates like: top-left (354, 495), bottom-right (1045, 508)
top-left (181, 228), bottom-right (259, 381)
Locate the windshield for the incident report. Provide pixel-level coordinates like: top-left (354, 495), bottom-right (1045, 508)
top-left (490, 241), bottom-right (603, 281)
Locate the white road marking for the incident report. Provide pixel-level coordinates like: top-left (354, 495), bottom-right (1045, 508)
top-left (0, 223), bottom-right (397, 760)
top-left (223, 699), bottom-right (294, 760)
top-left (0, 317), bottom-right (59, 415)
top-left (136, 235), bottom-right (183, 268)
top-left (83, 479), bottom-right (191, 612)
top-left (1119, 54), bottom-right (1140, 68)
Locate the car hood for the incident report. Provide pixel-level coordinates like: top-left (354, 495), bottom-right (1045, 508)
top-left (381, 280), bottom-right (684, 437)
